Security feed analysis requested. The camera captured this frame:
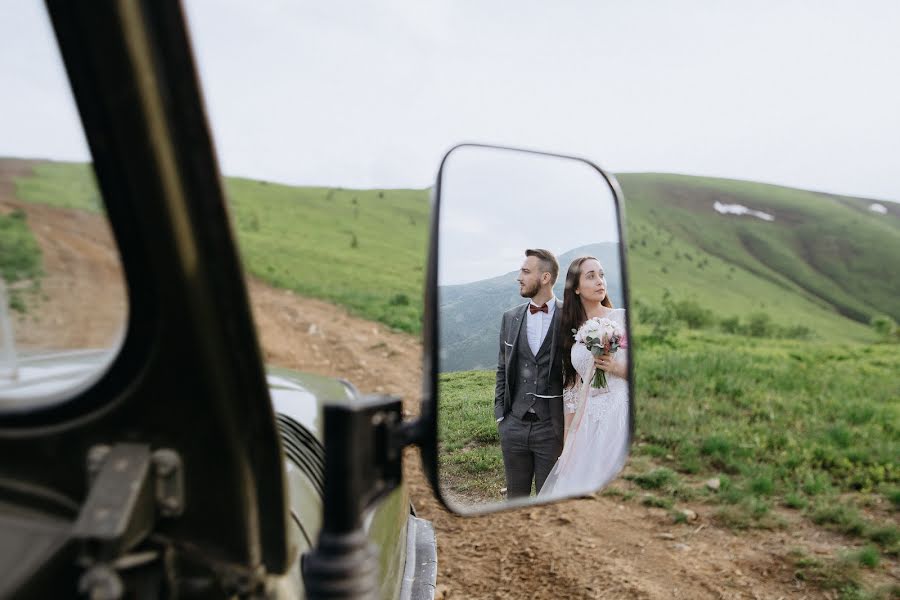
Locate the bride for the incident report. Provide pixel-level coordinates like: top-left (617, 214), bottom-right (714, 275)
top-left (538, 256), bottom-right (630, 499)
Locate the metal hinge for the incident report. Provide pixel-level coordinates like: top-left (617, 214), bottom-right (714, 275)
top-left (73, 443), bottom-right (184, 598)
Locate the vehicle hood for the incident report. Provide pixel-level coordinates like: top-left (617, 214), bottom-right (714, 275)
top-left (0, 349), bottom-right (353, 440)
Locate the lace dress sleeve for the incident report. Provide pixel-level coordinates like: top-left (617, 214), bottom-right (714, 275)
top-left (563, 379), bottom-right (580, 414)
top-left (564, 343), bottom-right (595, 414)
top-left (571, 342), bottom-right (595, 381)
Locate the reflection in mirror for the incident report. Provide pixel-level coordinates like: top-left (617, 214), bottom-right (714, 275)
top-left (435, 145), bottom-right (632, 513)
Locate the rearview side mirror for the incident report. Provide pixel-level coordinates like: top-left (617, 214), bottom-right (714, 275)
top-left (422, 144), bottom-right (633, 514)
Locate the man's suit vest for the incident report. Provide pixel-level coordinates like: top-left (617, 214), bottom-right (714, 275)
top-left (509, 312), bottom-right (562, 420)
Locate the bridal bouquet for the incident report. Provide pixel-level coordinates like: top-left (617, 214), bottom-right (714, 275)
top-left (573, 317), bottom-right (627, 389)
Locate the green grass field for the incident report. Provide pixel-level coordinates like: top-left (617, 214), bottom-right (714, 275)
top-left (14, 161), bottom-right (104, 213)
top-left (0, 209), bottom-right (43, 312)
top-left (438, 369), bottom-right (505, 501)
top-left (439, 330), bottom-right (899, 596)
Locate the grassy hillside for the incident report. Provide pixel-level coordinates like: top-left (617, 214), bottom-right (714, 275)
top-left (618, 173), bottom-right (899, 340)
top-left (8, 160), bottom-right (898, 340)
top-left (10, 161), bottom-right (430, 332)
top-left (223, 178), bottom-right (429, 332)
top-left (14, 161), bottom-right (104, 213)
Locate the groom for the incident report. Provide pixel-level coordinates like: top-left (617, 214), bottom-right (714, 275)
top-left (494, 248), bottom-right (565, 498)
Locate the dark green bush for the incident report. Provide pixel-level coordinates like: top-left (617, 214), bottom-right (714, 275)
top-left (672, 299), bottom-right (715, 329)
top-left (630, 468), bottom-right (678, 490)
top-left (747, 312), bottom-right (773, 337)
top-left (633, 298), bottom-right (681, 345)
top-left (720, 315), bottom-right (741, 334)
top-left (780, 324), bottom-right (813, 339)
top-left (389, 293), bottom-right (410, 306)
top-left (870, 314), bottom-right (897, 341)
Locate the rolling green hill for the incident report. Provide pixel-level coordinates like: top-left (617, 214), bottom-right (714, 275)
top-left (618, 173), bottom-right (899, 341)
top-left (5, 160), bottom-right (430, 333)
top-left (5, 159), bottom-right (898, 340)
top-left (223, 178), bottom-right (429, 332)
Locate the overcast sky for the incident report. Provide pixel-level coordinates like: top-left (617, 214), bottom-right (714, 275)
top-left (438, 145), bottom-right (618, 284)
top-left (2, 1), bottom-right (899, 202)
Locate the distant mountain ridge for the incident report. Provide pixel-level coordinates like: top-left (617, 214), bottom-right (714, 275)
top-left (438, 243), bottom-right (622, 372)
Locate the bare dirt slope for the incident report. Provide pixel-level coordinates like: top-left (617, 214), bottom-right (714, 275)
top-left (0, 159), bottom-right (126, 350)
top-left (2, 166), bottom-right (890, 599)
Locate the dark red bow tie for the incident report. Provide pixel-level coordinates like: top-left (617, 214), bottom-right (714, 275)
top-left (529, 303), bottom-right (548, 315)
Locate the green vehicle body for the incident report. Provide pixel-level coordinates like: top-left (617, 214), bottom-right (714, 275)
top-left (0, 351), bottom-right (434, 598)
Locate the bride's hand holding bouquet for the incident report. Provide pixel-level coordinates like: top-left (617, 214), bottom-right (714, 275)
top-left (573, 316), bottom-right (628, 389)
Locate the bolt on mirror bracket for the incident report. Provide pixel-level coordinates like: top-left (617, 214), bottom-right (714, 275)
top-left (72, 443), bottom-right (186, 597)
top-left (302, 396), bottom-right (422, 599)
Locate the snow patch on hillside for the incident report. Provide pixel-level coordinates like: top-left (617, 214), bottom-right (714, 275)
top-left (713, 201), bottom-right (774, 221)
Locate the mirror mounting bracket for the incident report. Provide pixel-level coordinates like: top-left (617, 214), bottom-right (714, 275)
top-left (72, 443), bottom-right (184, 597)
top-left (303, 396), bottom-right (420, 599)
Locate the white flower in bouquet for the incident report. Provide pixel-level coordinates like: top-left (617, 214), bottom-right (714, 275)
top-left (573, 317), bottom-right (627, 389)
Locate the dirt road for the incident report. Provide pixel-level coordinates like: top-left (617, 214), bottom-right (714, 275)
top-left (2, 164), bottom-right (889, 598)
top-left (233, 275), bottom-right (885, 600)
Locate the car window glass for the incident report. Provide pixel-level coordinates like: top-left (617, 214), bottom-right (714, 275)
top-left (0, 2), bottom-right (127, 411)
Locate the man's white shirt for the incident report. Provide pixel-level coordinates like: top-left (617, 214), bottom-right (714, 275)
top-left (526, 296), bottom-right (557, 356)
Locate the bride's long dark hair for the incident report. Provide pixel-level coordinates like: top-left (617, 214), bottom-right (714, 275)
top-left (561, 256), bottom-right (614, 389)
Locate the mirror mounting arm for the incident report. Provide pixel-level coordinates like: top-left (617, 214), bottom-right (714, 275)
top-left (71, 444), bottom-right (185, 597)
top-left (303, 396), bottom-right (421, 599)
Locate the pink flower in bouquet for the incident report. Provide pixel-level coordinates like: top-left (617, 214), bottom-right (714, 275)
top-left (573, 316), bottom-right (626, 389)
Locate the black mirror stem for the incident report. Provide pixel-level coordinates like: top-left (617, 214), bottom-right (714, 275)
top-left (302, 397), bottom-right (424, 599)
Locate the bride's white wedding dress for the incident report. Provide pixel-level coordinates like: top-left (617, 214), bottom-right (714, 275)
top-left (539, 308), bottom-right (630, 499)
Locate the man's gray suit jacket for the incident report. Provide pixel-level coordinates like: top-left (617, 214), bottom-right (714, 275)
top-left (494, 300), bottom-right (565, 440)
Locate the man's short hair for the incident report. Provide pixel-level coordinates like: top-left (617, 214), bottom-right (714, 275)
top-left (525, 248), bottom-right (559, 285)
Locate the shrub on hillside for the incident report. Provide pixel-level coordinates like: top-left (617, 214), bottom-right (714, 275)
top-left (672, 299), bottom-right (715, 329)
top-left (720, 315), bottom-right (813, 339)
top-left (780, 324), bottom-right (813, 340)
top-left (389, 293), bottom-right (409, 306)
top-left (720, 316), bottom-right (742, 334)
top-left (746, 312), bottom-right (773, 337)
top-left (633, 298), bottom-right (681, 345)
top-left (870, 314), bottom-right (898, 342)
top-left (0, 209), bottom-right (44, 313)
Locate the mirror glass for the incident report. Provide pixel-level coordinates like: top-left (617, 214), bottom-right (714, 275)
top-left (434, 144), bottom-right (632, 513)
